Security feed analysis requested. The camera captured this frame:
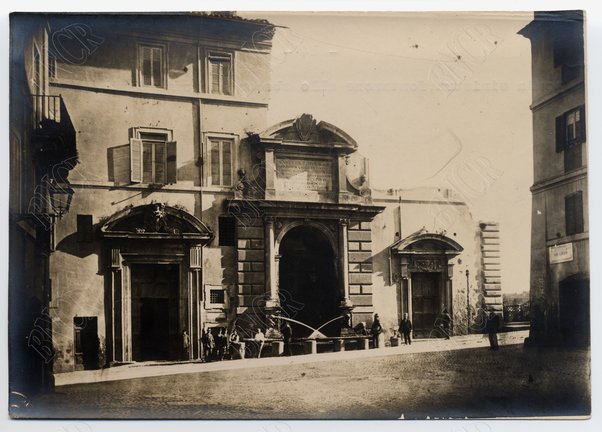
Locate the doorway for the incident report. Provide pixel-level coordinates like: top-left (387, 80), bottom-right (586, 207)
top-left (559, 275), bottom-right (590, 347)
top-left (131, 264), bottom-right (180, 361)
top-left (74, 317), bottom-right (99, 370)
top-left (278, 225), bottom-right (339, 337)
top-left (411, 272), bottom-right (443, 338)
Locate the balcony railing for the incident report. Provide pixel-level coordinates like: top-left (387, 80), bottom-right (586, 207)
top-left (32, 94), bottom-right (62, 128)
top-left (31, 94), bottom-right (77, 168)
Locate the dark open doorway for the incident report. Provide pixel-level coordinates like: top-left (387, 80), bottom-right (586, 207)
top-left (74, 317), bottom-right (99, 370)
top-left (559, 275), bottom-right (590, 347)
top-left (279, 225), bottom-right (339, 337)
top-left (411, 272), bottom-right (443, 338)
top-left (131, 264), bottom-right (180, 361)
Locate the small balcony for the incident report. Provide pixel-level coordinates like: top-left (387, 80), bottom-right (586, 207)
top-left (31, 94), bottom-right (77, 169)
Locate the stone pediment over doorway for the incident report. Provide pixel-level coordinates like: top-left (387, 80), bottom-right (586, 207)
top-left (99, 202), bottom-right (213, 242)
top-left (257, 113), bottom-right (357, 152)
top-left (391, 232), bottom-right (464, 256)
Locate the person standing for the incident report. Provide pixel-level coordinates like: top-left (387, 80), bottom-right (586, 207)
top-left (281, 321), bottom-right (292, 356)
top-left (206, 328), bottom-right (216, 361)
top-left (215, 328), bottom-right (226, 361)
top-left (254, 327), bottom-right (266, 358)
top-left (485, 309), bottom-right (500, 350)
top-left (201, 328), bottom-right (209, 362)
top-left (229, 329), bottom-right (241, 359)
top-left (182, 330), bottom-right (190, 360)
top-left (400, 313), bottom-right (413, 345)
top-left (371, 313), bottom-right (383, 348)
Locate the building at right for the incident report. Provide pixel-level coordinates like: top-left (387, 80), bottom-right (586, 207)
top-left (519, 11), bottom-right (589, 346)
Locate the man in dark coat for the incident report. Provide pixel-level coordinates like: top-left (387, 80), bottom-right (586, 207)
top-left (485, 309), bottom-right (501, 350)
top-left (281, 321), bottom-right (292, 356)
top-left (371, 313), bottom-right (383, 348)
top-left (400, 313), bottom-right (413, 345)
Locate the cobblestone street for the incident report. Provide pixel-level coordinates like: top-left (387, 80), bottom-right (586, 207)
top-left (20, 342), bottom-right (590, 420)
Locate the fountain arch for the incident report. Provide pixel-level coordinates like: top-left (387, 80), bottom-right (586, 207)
top-left (277, 224), bottom-right (340, 337)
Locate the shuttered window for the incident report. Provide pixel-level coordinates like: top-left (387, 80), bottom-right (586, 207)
top-left (565, 191), bottom-right (584, 236)
top-left (207, 51), bottom-right (233, 95)
top-left (139, 44), bottom-right (165, 88)
top-left (209, 138), bottom-right (233, 186)
top-left (112, 132), bottom-right (176, 185)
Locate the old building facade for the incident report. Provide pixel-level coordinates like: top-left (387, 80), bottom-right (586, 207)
top-left (519, 11), bottom-right (589, 346)
top-left (10, 13), bottom-right (503, 381)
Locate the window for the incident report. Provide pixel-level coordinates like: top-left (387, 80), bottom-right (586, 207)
top-left (33, 45), bottom-right (42, 93)
top-left (209, 289), bottom-right (225, 305)
top-left (556, 106), bottom-right (586, 171)
top-left (218, 216), bottom-right (236, 246)
top-left (110, 128), bottom-right (177, 185)
top-left (565, 191), bottom-right (584, 236)
top-left (204, 284), bottom-right (229, 309)
top-left (553, 25), bottom-right (584, 85)
top-left (77, 214), bottom-right (94, 242)
top-left (138, 44), bottom-right (166, 88)
top-left (207, 51), bottom-right (233, 95)
top-left (209, 138), bottom-right (233, 186)
top-left (140, 132), bottom-right (168, 184)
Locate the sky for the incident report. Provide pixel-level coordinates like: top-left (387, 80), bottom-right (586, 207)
top-left (242, 11), bottom-right (534, 294)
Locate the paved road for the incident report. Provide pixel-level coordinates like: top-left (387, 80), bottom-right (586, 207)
top-left (19, 343), bottom-right (590, 420)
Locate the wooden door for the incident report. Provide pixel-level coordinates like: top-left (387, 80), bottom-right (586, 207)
top-left (412, 272), bottom-right (441, 338)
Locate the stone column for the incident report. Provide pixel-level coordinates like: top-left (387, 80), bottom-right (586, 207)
top-left (109, 248), bottom-right (123, 364)
top-left (189, 246), bottom-right (203, 360)
top-left (407, 276), bottom-right (413, 324)
top-left (264, 218), bottom-right (280, 312)
top-left (338, 219), bottom-right (353, 312)
top-left (122, 264), bottom-right (132, 362)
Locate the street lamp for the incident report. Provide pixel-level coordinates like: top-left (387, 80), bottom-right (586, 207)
top-left (48, 180), bottom-right (74, 219)
top-left (465, 269), bottom-right (470, 333)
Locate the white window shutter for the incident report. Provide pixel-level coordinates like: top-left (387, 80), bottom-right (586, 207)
top-left (166, 141), bottom-right (177, 184)
top-left (130, 138), bottom-right (143, 183)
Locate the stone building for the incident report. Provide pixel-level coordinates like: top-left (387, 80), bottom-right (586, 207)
top-left (10, 13), bottom-right (503, 382)
top-left (519, 11), bottom-right (589, 347)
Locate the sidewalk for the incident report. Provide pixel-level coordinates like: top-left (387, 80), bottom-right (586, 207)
top-left (53, 330), bottom-right (528, 387)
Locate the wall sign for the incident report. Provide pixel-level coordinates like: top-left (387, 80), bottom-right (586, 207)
top-left (275, 155), bottom-right (333, 192)
top-left (549, 243), bottom-right (573, 264)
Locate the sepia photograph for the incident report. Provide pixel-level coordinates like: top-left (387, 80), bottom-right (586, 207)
top-left (5, 3), bottom-right (593, 425)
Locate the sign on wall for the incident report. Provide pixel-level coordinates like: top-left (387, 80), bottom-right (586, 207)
top-left (275, 155), bottom-right (334, 192)
top-left (549, 243), bottom-right (574, 264)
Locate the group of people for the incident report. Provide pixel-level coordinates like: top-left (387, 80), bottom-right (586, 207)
top-left (371, 307), bottom-right (501, 350)
top-left (370, 309), bottom-right (451, 348)
top-left (185, 308), bottom-right (502, 361)
top-left (371, 312), bottom-right (415, 346)
top-left (190, 321), bottom-right (294, 361)
top-left (197, 327), bottom-right (243, 362)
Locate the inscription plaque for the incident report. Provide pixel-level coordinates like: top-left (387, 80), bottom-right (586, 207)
top-left (275, 156), bottom-right (333, 192)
